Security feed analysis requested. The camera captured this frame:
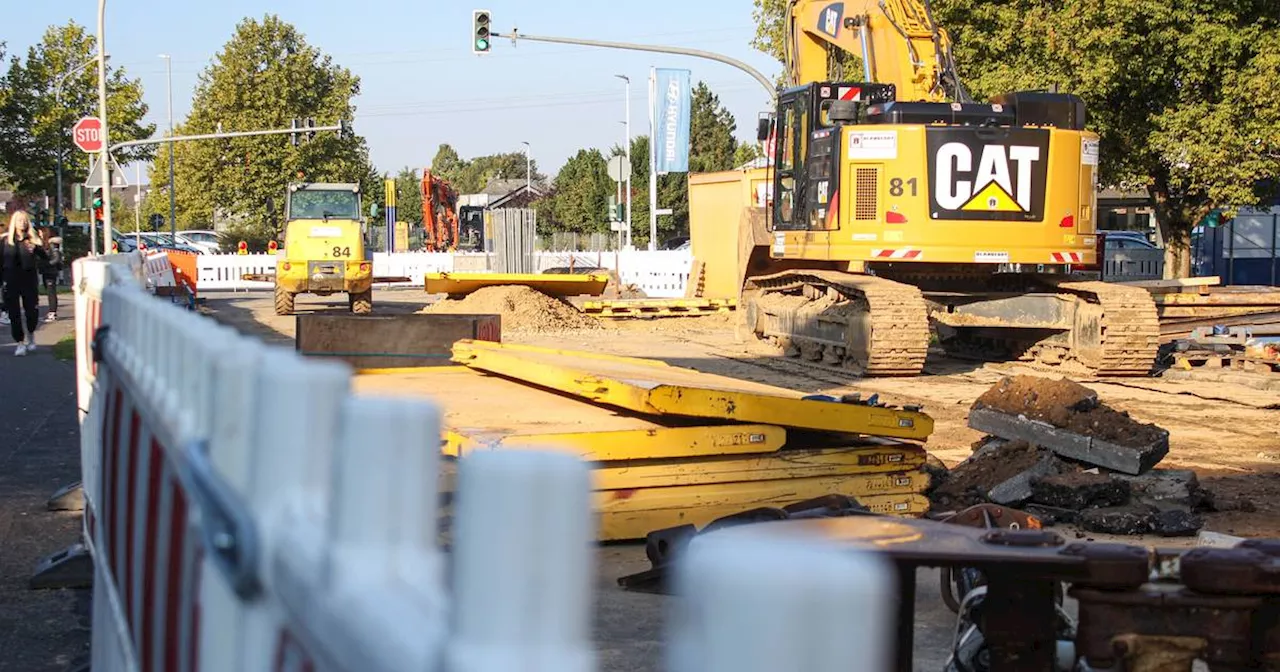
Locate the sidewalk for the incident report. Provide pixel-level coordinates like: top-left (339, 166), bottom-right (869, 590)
top-left (0, 307), bottom-right (91, 671)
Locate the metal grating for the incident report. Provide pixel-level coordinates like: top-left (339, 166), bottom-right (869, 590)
top-left (855, 168), bottom-right (879, 221)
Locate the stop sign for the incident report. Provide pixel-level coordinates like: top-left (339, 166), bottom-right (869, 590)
top-left (72, 117), bottom-right (103, 153)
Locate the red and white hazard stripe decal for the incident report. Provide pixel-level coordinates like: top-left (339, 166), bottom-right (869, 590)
top-left (82, 297), bottom-right (102, 377)
top-left (1050, 252), bottom-right (1083, 263)
top-left (274, 629), bottom-right (318, 672)
top-left (97, 375), bottom-right (204, 672)
top-left (837, 86), bottom-right (861, 101)
top-left (872, 248), bottom-right (922, 260)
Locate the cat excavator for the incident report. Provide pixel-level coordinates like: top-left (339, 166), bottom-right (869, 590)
top-left (716, 0), bottom-right (1160, 376)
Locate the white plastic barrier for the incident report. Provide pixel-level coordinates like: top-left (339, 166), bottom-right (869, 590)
top-left (72, 253), bottom-right (895, 671)
top-left (197, 254), bottom-right (276, 290)
top-left (195, 251), bottom-right (695, 297)
top-left (141, 251), bottom-right (178, 292)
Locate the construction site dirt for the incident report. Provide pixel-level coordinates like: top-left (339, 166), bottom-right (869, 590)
top-left (198, 288), bottom-right (1280, 667)
top-left (973, 375), bottom-right (1168, 448)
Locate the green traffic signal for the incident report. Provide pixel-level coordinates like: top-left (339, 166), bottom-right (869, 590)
top-left (473, 10), bottom-right (491, 54)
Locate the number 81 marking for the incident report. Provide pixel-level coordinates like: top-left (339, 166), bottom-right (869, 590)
top-left (889, 177), bottom-right (919, 197)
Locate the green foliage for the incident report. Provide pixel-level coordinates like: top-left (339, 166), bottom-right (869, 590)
top-left (429, 143), bottom-right (543, 195)
top-left (0, 22), bottom-right (154, 194)
top-left (689, 82), bottom-right (738, 173)
top-left (539, 148), bottom-right (611, 234)
top-left (52, 334), bottom-right (76, 361)
top-left (393, 166), bottom-right (424, 227)
top-left (142, 15), bottom-right (376, 240)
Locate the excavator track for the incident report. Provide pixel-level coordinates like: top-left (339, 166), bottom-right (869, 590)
top-left (1055, 280), bottom-right (1162, 376)
top-left (741, 270), bottom-right (931, 376)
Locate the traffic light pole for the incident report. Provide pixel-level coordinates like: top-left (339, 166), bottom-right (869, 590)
top-left (491, 30), bottom-right (777, 100)
top-left (108, 122), bottom-right (346, 153)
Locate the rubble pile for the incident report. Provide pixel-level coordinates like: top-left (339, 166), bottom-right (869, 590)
top-left (929, 376), bottom-right (1234, 537)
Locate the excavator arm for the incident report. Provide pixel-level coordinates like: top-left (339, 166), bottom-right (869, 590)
top-left (421, 170), bottom-right (461, 252)
top-left (785, 0), bottom-right (969, 103)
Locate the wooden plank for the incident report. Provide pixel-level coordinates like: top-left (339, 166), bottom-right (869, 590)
top-left (450, 340), bottom-right (934, 441)
top-left (1120, 276), bottom-right (1220, 290)
top-left (296, 314), bottom-right (500, 369)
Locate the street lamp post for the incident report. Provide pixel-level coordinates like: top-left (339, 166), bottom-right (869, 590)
top-left (521, 141), bottom-right (531, 196)
top-left (160, 54), bottom-right (176, 240)
top-left (614, 74), bottom-right (631, 248)
top-left (53, 56), bottom-right (98, 231)
top-left (96, 0), bottom-right (112, 254)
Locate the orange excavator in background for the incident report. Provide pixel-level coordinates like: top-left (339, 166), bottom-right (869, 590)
top-left (422, 170), bottom-right (460, 251)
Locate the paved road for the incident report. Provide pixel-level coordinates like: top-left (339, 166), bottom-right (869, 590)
top-left (0, 310), bottom-right (91, 672)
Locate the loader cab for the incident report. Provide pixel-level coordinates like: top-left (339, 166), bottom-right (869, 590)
top-left (765, 82), bottom-right (896, 233)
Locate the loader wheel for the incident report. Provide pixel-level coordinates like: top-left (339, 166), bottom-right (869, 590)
top-left (274, 286), bottom-right (295, 316)
top-left (349, 290), bottom-right (372, 314)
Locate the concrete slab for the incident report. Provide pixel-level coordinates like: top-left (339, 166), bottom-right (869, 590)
top-left (967, 407), bottom-right (1168, 475)
top-left (295, 313), bottom-right (500, 369)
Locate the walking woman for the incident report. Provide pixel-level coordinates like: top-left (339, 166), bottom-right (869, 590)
top-left (1, 211), bottom-right (48, 355)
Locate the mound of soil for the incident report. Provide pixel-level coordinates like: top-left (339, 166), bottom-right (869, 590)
top-left (930, 440), bottom-right (1053, 510)
top-left (973, 375), bottom-right (1167, 449)
top-left (423, 285), bottom-right (601, 333)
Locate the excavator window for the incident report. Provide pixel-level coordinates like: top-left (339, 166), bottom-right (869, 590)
top-left (773, 92), bottom-right (814, 231)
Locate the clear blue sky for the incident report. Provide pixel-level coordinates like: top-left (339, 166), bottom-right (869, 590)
top-left (10, 1), bottom-right (781, 183)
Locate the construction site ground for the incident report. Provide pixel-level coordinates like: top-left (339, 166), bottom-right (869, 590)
top-left (199, 287), bottom-right (1280, 670)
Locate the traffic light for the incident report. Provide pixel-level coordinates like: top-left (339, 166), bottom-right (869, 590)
top-left (337, 119), bottom-right (351, 139)
top-left (472, 10), bottom-right (491, 54)
top-left (92, 189), bottom-right (104, 224)
top-left (290, 118), bottom-right (300, 147)
top-left (306, 117), bottom-right (317, 142)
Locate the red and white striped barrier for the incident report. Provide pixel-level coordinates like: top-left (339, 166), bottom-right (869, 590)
top-left (71, 253), bottom-right (894, 670)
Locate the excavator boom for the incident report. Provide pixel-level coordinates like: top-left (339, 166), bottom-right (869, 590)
top-left (785, 0), bottom-right (968, 102)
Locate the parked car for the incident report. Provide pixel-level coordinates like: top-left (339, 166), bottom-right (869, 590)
top-left (175, 230), bottom-right (222, 254)
top-left (1100, 230), bottom-right (1159, 250)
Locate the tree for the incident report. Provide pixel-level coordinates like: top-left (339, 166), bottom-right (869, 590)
top-left (430, 143), bottom-right (544, 195)
top-left (0, 22), bottom-right (154, 195)
top-left (394, 166), bottom-right (423, 227)
top-left (544, 148), bottom-right (611, 234)
top-left (142, 15), bottom-right (376, 240)
top-left (689, 82), bottom-right (738, 173)
top-left (752, 0), bottom-right (1280, 277)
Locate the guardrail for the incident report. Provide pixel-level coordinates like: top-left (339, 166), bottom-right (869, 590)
top-left (70, 252), bottom-right (895, 670)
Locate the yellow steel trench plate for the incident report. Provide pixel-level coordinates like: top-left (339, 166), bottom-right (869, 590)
top-left (450, 340), bottom-right (933, 441)
top-left (443, 425), bottom-right (787, 461)
top-left (596, 476), bottom-right (931, 541)
top-left (424, 272), bottom-right (609, 297)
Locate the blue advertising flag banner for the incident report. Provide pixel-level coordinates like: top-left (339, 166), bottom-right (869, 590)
top-left (653, 68), bottom-right (692, 174)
